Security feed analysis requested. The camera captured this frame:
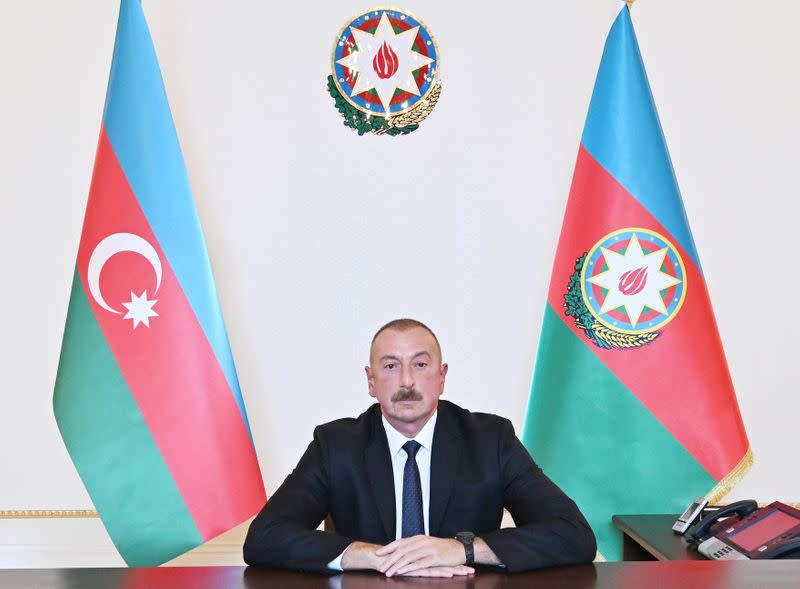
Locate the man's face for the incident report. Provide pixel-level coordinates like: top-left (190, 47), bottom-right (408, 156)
top-left (365, 326), bottom-right (448, 437)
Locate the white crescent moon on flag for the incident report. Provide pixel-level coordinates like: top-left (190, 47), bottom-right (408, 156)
top-left (87, 233), bottom-right (162, 314)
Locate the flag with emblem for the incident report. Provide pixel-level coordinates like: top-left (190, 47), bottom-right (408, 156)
top-left (521, 4), bottom-right (751, 560)
top-left (53, 0), bottom-right (265, 566)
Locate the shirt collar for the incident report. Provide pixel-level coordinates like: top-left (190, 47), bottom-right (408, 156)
top-left (382, 410), bottom-right (438, 456)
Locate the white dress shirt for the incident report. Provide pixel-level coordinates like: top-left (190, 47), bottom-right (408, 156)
top-left (327, 411), bottom-right (438, 571)
top-left (382, 412), bottom-right (436, 540)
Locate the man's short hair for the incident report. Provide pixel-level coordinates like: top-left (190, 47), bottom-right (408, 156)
top-left (370, 318), bottom-right (442, 362)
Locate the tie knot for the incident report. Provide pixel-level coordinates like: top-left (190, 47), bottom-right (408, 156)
top-left (402, 440), bottom-right (421, 458)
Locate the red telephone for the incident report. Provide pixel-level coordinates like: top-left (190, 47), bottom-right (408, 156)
top-left (685, 501), bottom-right (800, 560)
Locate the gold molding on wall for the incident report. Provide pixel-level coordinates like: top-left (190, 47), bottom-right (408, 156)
top-left (0, 510), bottom-right (98, 519)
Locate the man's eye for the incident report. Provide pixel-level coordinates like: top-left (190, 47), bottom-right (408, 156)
top-left (415, 362), bottom-right (428, 368)
top-left (385, 363), bottom-right (396, 370)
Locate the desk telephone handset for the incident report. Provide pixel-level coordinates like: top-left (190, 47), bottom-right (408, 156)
top-left (683, 500), bottom-right (800, 560)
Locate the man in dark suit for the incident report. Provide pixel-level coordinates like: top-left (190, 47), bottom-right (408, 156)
top-left (244, 319), bottom-right (596, 576)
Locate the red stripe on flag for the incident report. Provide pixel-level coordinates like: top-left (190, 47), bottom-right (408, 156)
top-left (76, 129), bottom-right (265, 539)
top-left (547, 145), bottom-right (748, 481)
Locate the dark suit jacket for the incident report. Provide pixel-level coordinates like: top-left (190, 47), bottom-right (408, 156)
top-left (243, 400), bottom-right (596, 573)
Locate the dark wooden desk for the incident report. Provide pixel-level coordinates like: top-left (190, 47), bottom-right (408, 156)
top-left (612, 514), bottom-right (704, 561)
top-left (2, 563), bottom-right (800, 589)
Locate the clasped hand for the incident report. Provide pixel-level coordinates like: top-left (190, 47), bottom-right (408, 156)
top-left (374, 535), bottom-right (473, 577)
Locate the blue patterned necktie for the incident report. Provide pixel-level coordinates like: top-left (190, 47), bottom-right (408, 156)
top-left (401, 440), bottom-right (425, 537)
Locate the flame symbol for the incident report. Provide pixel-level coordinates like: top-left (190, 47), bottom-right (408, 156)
top-left (618, 267), bottom-right (648, 296)
top-left (373, 41), bottom-right (399, 79)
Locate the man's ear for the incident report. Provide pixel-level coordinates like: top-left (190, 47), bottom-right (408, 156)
top-left (440, 363), bottom-right (448, 386)
top-left (365, 365), bottom-right (377, 398)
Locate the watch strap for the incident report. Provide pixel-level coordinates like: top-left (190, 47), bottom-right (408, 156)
top-left (455, 531), bottom-right (475, 565)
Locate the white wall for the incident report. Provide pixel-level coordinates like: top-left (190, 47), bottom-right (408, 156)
top-left (1, 0), bottom-right (797, 564)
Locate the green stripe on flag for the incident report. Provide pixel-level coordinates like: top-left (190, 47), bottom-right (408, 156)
top-left (53, 269), bottom-right (203, 565)
top-left (522, 305), bottom-right (715, 560)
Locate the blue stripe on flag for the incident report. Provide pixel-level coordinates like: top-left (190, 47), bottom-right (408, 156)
top-left (100, 0), bottom-right (252, 437)
top-left (581, 7), bottom-right (702, 272)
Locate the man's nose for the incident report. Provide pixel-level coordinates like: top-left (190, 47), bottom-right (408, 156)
top-left (400, 363), bottom-right (414, 388)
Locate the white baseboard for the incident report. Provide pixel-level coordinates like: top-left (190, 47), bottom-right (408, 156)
top-left (0, 517), bottom-right (251, 568)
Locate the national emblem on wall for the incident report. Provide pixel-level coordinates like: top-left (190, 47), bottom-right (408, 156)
top-left (328, 8), bottom-right (440, 135)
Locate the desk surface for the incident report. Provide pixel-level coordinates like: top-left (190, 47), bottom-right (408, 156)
top-left (1, 562), bottom-right (800, 589)
top-left (612, 514), bottom-right (704, 561)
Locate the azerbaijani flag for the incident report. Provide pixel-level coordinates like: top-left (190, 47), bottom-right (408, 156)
top-left (521, 4), bottom-right (751, 560)
top-left (53, 0), bottom-right (265, 566)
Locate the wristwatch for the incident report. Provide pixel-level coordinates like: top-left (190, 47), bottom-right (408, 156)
top-left (454, 531), bottom-right (475, 565)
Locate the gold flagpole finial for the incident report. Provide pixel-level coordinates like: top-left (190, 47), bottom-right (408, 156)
top-left (626, 0), bottom-right (635, 10)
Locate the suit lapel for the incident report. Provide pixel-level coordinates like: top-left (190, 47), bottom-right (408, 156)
top-left (365, 411), bottom-right (395, 542)
top-left (429, 403), bottom-right (461, 536)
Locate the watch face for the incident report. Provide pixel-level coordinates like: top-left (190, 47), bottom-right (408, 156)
top-left (456, 531), bottom-right (475, 543)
